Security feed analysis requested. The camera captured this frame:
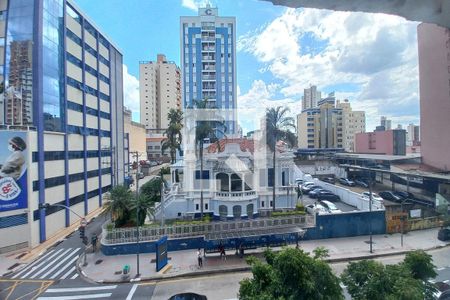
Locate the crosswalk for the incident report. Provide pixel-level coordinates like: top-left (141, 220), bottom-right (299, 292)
top-left (36, 285), bottom-right (117, 300)
top-left (10, 247), bottom-right (81, 280)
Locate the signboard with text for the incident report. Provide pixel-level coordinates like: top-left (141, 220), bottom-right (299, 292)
top-left (0, 131), bottom-right (28, 212)
top-left (156, 235), bottom-right (168, 272)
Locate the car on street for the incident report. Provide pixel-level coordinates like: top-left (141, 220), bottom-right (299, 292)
top-left (360, 192), bottom-right (383, 202)
top-left (339, 177), bottom-right (355, 186)
top-left (309, 188), bottom-right (330, 198)
top-left (317, 191), bottom-right (340, 202)
top-left (378, 191), bottom-right (403, 202)
top-left (320, 200), bottom-right (342, 213)
top-left (169, 293), bottom-right (208, 300)
top-left (149, 161), bottom-right (158, 167)
top-left (295, 178), bottom-right (304, 185)
top-left (302, 184), bottom-right (322, 194)
top-left (438, 227), bottom-right (450, 241)
top-left (305, 203), bottom-right (328, 215)
top-left (354, 179), bottom-right (369, 188)
top-left (322, 177), bottom-right (336, 184)
top-left (393, 191), bottom-right (415, 199)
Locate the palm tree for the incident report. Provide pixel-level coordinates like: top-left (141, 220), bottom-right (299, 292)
top-left (191, 98), bottom-right (226, 219)
top-left (130, 194), bottom-right (155, 226)
top-left (104, 185), bottom-right (133, 226)
top-left (162, 109), bottom-right (183, 164)
top-left (265, 106), bottom-right (297, 212)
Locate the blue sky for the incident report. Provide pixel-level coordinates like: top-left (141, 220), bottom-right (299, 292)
top-left (74, 0), bottom-right (420, 133)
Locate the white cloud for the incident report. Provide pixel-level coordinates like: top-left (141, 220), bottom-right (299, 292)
top-left (237, 8), bottom-right (420, 131)
top-left (181, 0), bottom-right (210, 11)
top-left (123, 64), bottom-right (140, 121)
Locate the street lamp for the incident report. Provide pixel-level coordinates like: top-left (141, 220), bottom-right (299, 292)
top-left (367, 171), bottom-right (373, 253)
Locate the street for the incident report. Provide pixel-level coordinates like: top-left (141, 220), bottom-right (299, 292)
top-left (2, 237), bottom-right (448, 299)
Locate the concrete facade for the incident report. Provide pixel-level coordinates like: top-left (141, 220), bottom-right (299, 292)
top-left (139, 54), bottom-right (181, 131)
top-left (180, 5), bottom-right (237, 135)
top-left (417, 23), bottom-right (450, 171)
top-left (302, 85), bottom-right (321, 111)
top-left (355, 129), bottom-right (406, 155)
top-left (0, 0), bottom-right (124, 252)
top-left (336, 99), bottom-right (366, 152)
top-left (124, 108), bottom-right (146, 164)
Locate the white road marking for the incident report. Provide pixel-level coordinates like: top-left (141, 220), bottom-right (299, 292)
top-left (48, 255), bottom-right (80, 279)
top-left (12, 249), bottom-right (57, 279)
top-left (126, 284), bottom-right (138, 300)
top-left (70, 273), bottom-right (79, 279)
top-left (38, 248), bottom-right (80, 279)
top-left (30, 248), bottom-right (73, 279)
top-left (37, 293), bottom-right (112, 300)
top-left (437, 267), bottom-right (445, 271)
top-left (59, 266), bottom-right (76, 280)
top-left (20, 249), bottom-right (66, 278)
top-left (45, 285), bottom-right (117, 293)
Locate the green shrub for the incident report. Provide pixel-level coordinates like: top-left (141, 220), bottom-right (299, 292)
top-left (272, 210), bottom-right (306, 217)
top-left (106, 223), bottom-right (115, 231)
top-left (160, 166), bottom-right (170, 175)
top-left (295, 204), bottom-right (305, 211)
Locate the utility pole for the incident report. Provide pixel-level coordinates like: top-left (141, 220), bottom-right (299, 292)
top-left (131, 151), bottom-right (141, 277)
top-left (368, 171), bottom-right (373, 253)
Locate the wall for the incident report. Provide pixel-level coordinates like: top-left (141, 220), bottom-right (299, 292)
top-left (418, 23), bottom-right (450, 171)
top-left (355, 130), bottom-right (394, 155)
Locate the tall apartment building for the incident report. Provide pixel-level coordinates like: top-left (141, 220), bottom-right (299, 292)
top-left (297, 96), bottom-right (344, 149)
top-left (417, 23), bottom-right (450, 171)
top-left (336, 99), bottom-right (366, 152)
top-left (0, 0), bottom-right (124, 252)
top-left (139, 54), bottom-right (181, 131)
top-left (180, 5), bottom-right (237, 135)
top-left (302, 85), bottom-right (321, 111)
top-left (406, 123), bottom-right (420, 146)
top-left (380, 116), bottom-right (392, 130)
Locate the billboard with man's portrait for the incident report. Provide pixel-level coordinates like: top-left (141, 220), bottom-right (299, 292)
top-left (0, 131), bottom-right (28, 212)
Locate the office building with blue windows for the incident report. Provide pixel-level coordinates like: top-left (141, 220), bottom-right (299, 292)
top-left (0, 0), bottom-right (125, 253)
top-left (180, 5), bottom-right (237, 135)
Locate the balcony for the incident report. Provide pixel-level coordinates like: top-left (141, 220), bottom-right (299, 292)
top-left (215, 190), bottom-right (257, 201)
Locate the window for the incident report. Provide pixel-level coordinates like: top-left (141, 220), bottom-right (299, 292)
top-left (261, 201), bottom-right (264, 208)
top-left (205, 203), bottom-right (208, 210)
top-left (196, 204), bottom-right (199, 210)
top-left (66, 5), bottom-right (80, 23)
top-left (66, 29), bottom-right (82, 45)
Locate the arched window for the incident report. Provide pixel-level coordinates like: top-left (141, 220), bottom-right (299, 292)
top-left (230, 173), bottom-right (242, 192)
top-left (216, 173), bottom-right (229, 191)
top-left (233, 205), bottom-right (242, 219)
top-left (219, 205), bottom-right (228, 219)
top-left (246, 204), bottom-right (254, 218)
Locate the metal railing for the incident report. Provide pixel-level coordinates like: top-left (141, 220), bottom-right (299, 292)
top-left (102, 214), bottom-right (315, 245)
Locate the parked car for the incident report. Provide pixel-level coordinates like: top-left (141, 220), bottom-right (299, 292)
top-left (354, 179), bottom-right (369, 188)
top-left (301, 181), bottom-right (315, 187)
top-left (295, 178), bottom-right (304, 185)
top-left (317, 191), bottom-right (340, 202)
top-left (309, 188), bottom-right (330, 198)
top-left (393, 191), bottom-right (415, 199)
top-left (360, 192), bottom-right (383, 202)
top-left (322, 177), bottom-right (336, 184)
top-left (339, 177), bottom-right (355, 186)
top-left (320, 200), bottom-right (342, 213)
top-left (379, 191), bottom-right (402, 202)
top-left (305, 203), bottom-right (328, 215)
top-left (169, 293), bottom-right (207, 300)
top-left (438, 227), bottom-right (450, 241)
top-left (302, 184), bottom-right (322, 194)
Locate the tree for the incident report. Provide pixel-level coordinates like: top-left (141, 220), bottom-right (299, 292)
top-left (140, 177), bottom-right (164, 204)
top-left (130, 194), bottom-right (154, 226)
top-left (265, 106), bottom-right (297, 211)
top-left (162, 109), bottom-right (183, 164)
top-left (239, 247), bottom-right (343, 300)
top-left (341, 253), bottom-right (438, 300)
top-left (403, 250), bottom-right (437, 281)
top-left (104, 185), bottom-right (133, 227)
top-left (191, 98), bottom-right (226, 219)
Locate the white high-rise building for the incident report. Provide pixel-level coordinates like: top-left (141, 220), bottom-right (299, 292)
top-left (302, 85), bottom-right (321, 111)
top-left (140, 54), bottom-right (181, 131)
top-left (407, 123), bottom-right (420, 146)
top-left (336, 99), bottom-right (366, 152)
top-left (180, 5), bottom-right (237, 135)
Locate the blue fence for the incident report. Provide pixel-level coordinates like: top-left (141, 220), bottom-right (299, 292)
top-left (101, 211), bottom-right (386, 256)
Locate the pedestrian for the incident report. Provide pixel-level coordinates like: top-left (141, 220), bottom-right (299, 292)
top-left (239, 243), bottom-right (244, 258)
top-left (221, 247), bottom-right (226, 261)
top-left (197, 248), bottom-right (203, 268)
top-left (219, 244), bottom-right (224, 259)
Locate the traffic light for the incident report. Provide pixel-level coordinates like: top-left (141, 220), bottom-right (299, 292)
top-left (79, 226), bottom-right (85, 239)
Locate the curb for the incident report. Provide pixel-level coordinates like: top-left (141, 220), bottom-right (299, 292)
top-left (80, 243), bottom-right (450, 284)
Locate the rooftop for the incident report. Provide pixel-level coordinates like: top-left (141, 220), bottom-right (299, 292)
top-left (335, 153), bottom-right (421, 162)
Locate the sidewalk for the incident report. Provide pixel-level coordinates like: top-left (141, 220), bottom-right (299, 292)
top-left (80, 228), bottom-right (449, 283)
top-left (0, 206), bottom-right (104, 277)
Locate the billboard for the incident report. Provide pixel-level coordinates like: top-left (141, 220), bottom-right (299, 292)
top-left (155, 235), bottom-right (168, 272)
top-left (0, 131), bottom-right (28, 212)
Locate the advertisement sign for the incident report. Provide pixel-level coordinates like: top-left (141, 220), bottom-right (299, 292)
top-left (410, 209), bottom-right (422, 218)
top-left (156, 235), bottom-right (168, 272)
top-left (0, 131), bottom-right (28, 212)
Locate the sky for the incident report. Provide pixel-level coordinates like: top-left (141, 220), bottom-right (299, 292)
top-left (74, 0), bottom-right (420, 133)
